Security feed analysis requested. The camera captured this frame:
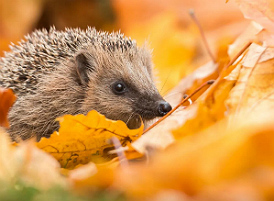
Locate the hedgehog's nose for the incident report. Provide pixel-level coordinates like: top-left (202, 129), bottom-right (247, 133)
top-left (157, 101), bottom-right (172, 116)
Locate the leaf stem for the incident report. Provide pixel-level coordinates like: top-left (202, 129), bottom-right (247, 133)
top-left (189, 9), bottom-right (216, 63)
top-left (223, 42), bottom-right (252, 72)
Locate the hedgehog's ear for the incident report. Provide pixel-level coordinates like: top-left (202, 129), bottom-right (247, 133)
top-left (75, 53), bottom-right (95, 85)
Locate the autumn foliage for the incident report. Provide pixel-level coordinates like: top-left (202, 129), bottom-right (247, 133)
top-left (1, 0), bottom-right (274, 200)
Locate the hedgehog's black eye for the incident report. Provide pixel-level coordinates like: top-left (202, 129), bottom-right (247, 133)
top-left (112, 81), bottom-right (126, 95)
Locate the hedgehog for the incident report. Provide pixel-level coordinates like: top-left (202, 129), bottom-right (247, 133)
top-left (0, 27), bottom-right (172, 141)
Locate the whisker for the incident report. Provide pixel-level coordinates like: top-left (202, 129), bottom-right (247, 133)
top-left (126, 112), bottom-right (135, 125)
top-left (162, 85), bottom-right (178, 96)
top-left (164, 91), bottom-right (185, 99)
top-left (160, 68), bottom-right (173, 94)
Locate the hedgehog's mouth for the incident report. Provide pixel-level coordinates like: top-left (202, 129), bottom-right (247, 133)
top-left (137, 109), bottom-right (159, 120)
top-left (126, 99), bottom-right (172, 129)
top-left (124, 109), bottom-right (158, 129)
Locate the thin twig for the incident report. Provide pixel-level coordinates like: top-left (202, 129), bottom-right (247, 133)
top-left (189, 9), bottom-right (216, 63)
top-left (201, 42), bottom-right (252, 101)
top-left (143, 36), bottom-right (251, 134)
top-left (143, 80), bottom-right (214, 134)
top-left (222, 42), bottom-right (252, 72)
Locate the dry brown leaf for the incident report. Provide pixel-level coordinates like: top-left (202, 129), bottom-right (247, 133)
top-left (37, 110), bottom-right (143, 169)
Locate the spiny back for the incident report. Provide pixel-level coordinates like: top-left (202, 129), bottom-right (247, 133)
top-left (0, 27), bottom-right (135, 95)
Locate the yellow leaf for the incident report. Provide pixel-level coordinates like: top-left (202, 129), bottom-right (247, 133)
top-left (37, 110), bottom-right (143, 169)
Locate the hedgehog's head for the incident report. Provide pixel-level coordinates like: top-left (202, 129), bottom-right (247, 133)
top-left (71, 41), bottom-right (172, 129)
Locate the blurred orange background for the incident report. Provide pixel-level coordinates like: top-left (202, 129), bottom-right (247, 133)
top-left (0, 0), bottom-right (248, 94)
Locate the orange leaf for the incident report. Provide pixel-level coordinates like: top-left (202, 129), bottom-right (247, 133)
top-left (0, 88), bottom-right (16, 128)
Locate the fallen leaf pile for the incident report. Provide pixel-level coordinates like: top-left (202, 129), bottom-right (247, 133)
top-left (1, 0), bottom-right (274, 200)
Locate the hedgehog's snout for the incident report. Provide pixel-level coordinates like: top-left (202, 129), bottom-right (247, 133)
top-left (157, 101), bottom-right (172, 116)
top-left (132, 96), bottom-right (172, 120)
